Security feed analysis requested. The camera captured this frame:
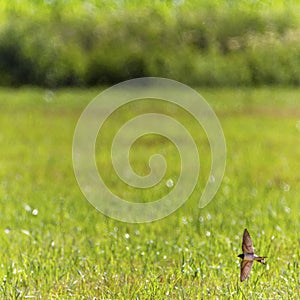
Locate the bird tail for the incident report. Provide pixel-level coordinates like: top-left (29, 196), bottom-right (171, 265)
top-left (254, 257), bottom-right (267, 264)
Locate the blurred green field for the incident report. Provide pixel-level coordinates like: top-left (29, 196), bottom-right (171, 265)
top-left (0, 87), bottom-right (299, 298)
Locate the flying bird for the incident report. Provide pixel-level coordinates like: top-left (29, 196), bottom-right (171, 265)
top-left (238, 228), bottom-right (267, 282)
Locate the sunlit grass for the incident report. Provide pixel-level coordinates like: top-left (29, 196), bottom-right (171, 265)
top-left (0, 87), bottom-right (299, 298)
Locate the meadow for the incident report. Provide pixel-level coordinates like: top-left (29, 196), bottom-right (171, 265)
top-left (0, 87), bottom-right (299, 299)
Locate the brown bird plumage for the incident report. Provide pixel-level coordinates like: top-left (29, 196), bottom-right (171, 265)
top-left (238, 229), bottom-right (267, 282)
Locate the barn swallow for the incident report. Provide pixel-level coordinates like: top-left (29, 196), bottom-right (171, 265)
top-left (238, 228), bottom-right (267, 282)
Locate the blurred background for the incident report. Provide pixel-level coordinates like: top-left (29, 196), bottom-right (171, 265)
top-left (1, 0), bottom-right (300, 88)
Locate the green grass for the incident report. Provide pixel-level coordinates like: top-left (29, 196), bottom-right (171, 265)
top-left (0, 87), bottom-right (299, 298)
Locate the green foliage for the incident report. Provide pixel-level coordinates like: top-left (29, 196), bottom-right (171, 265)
top-left (0, 1), bottom-right (300, 86)
top-left (0, 87), bottom-right (299, 298)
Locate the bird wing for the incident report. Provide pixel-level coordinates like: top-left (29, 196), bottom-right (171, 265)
top-left (242, 229), bottom-right (254, 254)
top-left (240, 260), bottom-right (253, 282)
